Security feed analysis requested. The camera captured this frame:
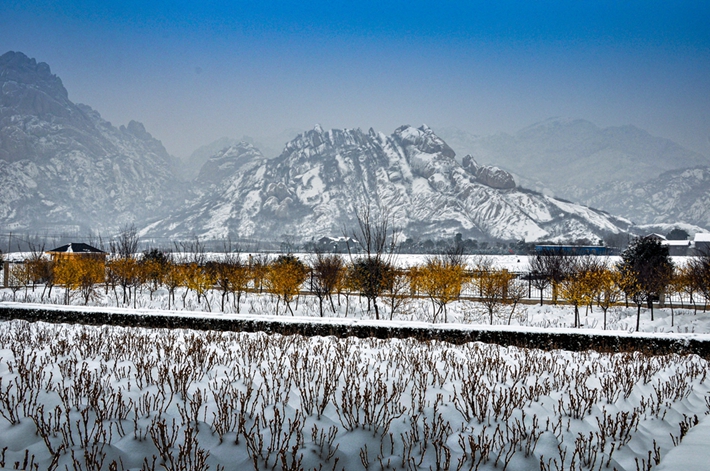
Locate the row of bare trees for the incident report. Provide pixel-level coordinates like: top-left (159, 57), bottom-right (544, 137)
top-left (6, 246), bottom-right (710, 327)
top-left (528, 237), bottom-right (710, 330)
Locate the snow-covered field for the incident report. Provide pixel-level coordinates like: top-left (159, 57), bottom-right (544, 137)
top-left (0, 319), bottom-right (708, 471)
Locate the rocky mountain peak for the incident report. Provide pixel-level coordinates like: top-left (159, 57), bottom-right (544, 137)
top-left (123, 120), bottom-right (152, 140)
top-left (462, 154), bottom-right (479, 174)
top-left (0, 51), bottom-right (71, 122)
top-left (394, 124), bottom-right (456, 160)
top-left (0, 51), bottom-right (182, 233)
top-left (143, 124), bottom-right (630, 243)
top-left (0, 51), bottom-right (68, 100)
top-left (476, 166), bottom-right (516, 190)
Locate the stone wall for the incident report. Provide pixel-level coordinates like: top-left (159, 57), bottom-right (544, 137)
top-left (1, 305), bottom-right (708, 359)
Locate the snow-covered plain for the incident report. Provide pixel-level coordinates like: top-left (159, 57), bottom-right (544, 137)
top-left (0, 318), bottom-right (708, 471)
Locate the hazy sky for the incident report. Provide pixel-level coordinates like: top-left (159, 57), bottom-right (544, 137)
top-left (2, 1), bottom-right (709, 158)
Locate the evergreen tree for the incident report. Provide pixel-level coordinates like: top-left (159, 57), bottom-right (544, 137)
top-left (618, 236), bottom-right (673, 329)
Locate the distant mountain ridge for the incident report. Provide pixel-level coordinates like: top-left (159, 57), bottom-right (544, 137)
top-left (0, 51), bottom-right (183, 233)
top-left (143, 124), bottom-right (631, 243)
top-left (577, 166), bottom-right (710, 229)
top-left (436, 119), bottom-right (709, 197)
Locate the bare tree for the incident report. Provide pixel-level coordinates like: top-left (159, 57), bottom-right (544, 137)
top-left (174, 236), bottom-right (206, 266)
top-left (528, 249), bottom-right (574, 305)
top-left (345, 206), bottom-right (399, 320)
top-left (383, 267), bottom-right (410, 320)
top-left (110, 224), bottom-right (140, 260)
top-left (109, 225), bottom-right (141, 306)
top-left (528, 253), bottom-right (551, 305)
top-left (309, 250), bottom-right (344, 317)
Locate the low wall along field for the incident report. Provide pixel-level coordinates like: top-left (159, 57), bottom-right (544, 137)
top-left (1, 303), bottom-right (709, 359)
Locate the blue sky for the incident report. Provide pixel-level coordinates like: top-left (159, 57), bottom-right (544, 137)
top-left (2, 1), bottom-right (709, 157)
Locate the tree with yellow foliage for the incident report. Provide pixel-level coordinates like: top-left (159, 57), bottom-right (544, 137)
top-left (195, 263), bottom-right (217, 311)
top-left (183, 263), bottom-right (216, 311)
top-left (407, 265), bottom-right (423, 297)
top-left (250, 254), bottom-right (270, 294)
top-left (266, 254), bottom-right (308, 315)
top-left (419, 257), bottom-right (465, 323)
top-left (53, 256), bottom-right (105, 305)
top-left (162, 260), bottom-right (185, 310)
top-left (559, 259), bottom-right (598, 328)
top-left (472, 257), bottom-right (516, 325)
top-left (595, 268), bottom-right (623, 330)
top-left (337, 263), bottom-right (360, 317)
top-left (28, 257), bottom-right (55, 301)
top-left (110, 257), bottom-right (138, 306)
top-left (228, 258), bottom-right (252, 314)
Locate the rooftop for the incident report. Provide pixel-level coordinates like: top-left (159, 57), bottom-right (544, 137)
top-left (47, 243), bottom-right (106, 254)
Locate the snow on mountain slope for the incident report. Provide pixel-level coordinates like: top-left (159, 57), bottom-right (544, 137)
top-left (145, 124), bottom-right (631, 242)
top-left (0, 51), bottom-right (182, 233)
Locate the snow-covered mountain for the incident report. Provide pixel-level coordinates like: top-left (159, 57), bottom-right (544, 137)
top-left (436, 119), bottom-right (710, 198)
top-left (579, 166), bottom-right (710, 230)
top-left (179, 129), bottom-right (303, 180)
top-left (143, 124), bottom-right (631, 243)
top-left (0, 51), bottom-right (183, 233)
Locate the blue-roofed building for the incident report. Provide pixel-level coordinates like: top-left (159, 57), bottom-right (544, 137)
top-left (534, 245), bottom-right (611, 256)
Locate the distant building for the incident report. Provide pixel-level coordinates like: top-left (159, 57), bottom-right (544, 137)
top-left (534, 245), bottom-right (611, 256)
top-left (316, 236), bottom-right (358, 253)
top-left (694, 233), bottom-right (710, 255)
top-left (661, 239), bottom-right (691, 256)
top-left (46, 243), bottom-right (107, 261)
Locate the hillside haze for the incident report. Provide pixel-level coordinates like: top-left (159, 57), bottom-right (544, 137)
top-left (2, 51), bottom-right (706, 242)
top-left (0, 51), bottom-right (183, 234)
top-left (437, 119), bottom-right (709, 197)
